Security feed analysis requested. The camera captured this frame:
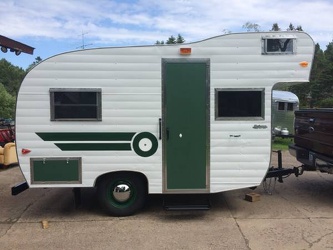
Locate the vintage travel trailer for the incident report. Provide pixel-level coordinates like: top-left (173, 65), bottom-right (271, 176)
top-left (13, 32), bottom-right (315, 216)
top-left (272, 90), bottom-right (299, 137)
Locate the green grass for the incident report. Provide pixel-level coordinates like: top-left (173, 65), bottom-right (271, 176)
top-left (272, 137), bottom-right (294, 151)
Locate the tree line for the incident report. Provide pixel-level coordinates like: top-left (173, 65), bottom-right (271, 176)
top-left (0, 24), bottom-right (332, 118)
top-left (0, 57), bottom-right (41, 119)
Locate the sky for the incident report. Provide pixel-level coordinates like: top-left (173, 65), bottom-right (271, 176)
top-left (1, 0), bottom-right (333, 69)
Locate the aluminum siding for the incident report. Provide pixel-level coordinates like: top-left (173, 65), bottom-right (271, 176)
top-left (16, 32), bottom-right (314, 193)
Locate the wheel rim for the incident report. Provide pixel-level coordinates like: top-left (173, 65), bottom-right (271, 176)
top-left (107, 180), bottom-right (136, 208)
top-left (113, 183), bottom-right (131, 202)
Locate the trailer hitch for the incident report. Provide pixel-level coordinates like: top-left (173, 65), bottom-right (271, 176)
top-left (263, 150), bottom-right (304, 194)
top-left (265, 166), bottom-right (302, 182)
top-left (265, 150), bottom-right (304, 182)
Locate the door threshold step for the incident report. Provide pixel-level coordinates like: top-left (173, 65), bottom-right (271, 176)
top-left (163, 194), bottom-right (211, 211)
top-left (164, 204), bottom-right (211, 211)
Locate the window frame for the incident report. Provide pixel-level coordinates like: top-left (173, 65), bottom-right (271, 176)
top-left (215, 88), bottom-right (265, 121)
top-left (278, 102), bottom-right (285, 111)
top-left (261, 35), bottom-right (296, 55)
top-left (287, 102), bottom-right (294, 111)
top-left (50, 88), bottom-right (102, 121)
top-left (277, 102), bottom-right (295, 111)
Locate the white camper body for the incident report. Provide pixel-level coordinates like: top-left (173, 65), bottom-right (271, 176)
top-left (272, 90), bottom-right (299, 136)
top-left (14, 32), bottom-right (314, 215)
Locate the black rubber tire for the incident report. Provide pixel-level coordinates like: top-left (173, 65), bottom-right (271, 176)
top-left (97, 172), bottom-right (147, 216)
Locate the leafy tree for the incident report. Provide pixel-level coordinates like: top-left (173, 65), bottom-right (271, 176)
top-left (288, 23), bottom-right (295, 31)
top-left (166, 35), bottom-right (177, 44)
top-left (0, 83), bottom-right (15, 118)
top-left (296, 25), bottom-right (303, 31)
top-left (0, 57), bottom-right (44, 118)
top-left (324, 41), bottom-right (333, 62)
top-left (27, 56), bottom-right (42, 72)
top-left (288, 41), bottom-right (333, 108)
top-left (289, 44), bottom-right (324, 107)
top-left (270, 24), bottom-right (332, 108)
top-left (222, 29), bottom-right (231, 34)
top-left (242, 22), bottom-right (261, 32)
top-left (0, 59), bottom-right (26, 96)
top-left (311, 42), bottom-right (333, 106)
top-left (176, 34), bottom-right (185, 44)
top-left (155, 34), bottom-right (185, 45)
top-left (287, 23), bottom-right (303, 31)
top-left (271, 23), bottom-right (281, 31)
top-left (318, 97), bottom-right (333, 107)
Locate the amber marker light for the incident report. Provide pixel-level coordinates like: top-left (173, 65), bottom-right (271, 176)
top-left (180, 48), bottom-right (192, 55)
top-left (299, 61), bottom-right (309, 67)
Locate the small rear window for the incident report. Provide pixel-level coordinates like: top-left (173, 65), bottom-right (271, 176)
top-left (278, 102), bottom-right (285, 111)
top-left (277, 102), bottom-right (295, 111)
top-left (287, 103), bottom-right (294, 111)
top-left (262, 37), bottom-right (296, 55)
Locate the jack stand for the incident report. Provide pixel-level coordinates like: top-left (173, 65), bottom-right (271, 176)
top-left (73, 188), bottom-right (81, 208)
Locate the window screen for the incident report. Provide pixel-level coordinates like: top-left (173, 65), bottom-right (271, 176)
top-left (278, 102), bottom-right (285, 111)
top-left (262, 38), bottom-right (295, 54)
top-left (215, 89), bottom-right (264, 120)
top-left (287, 103), bottom-right (294, 111)
top-left (277, 102), bottom-right (294, 111)
top-left (50, 88), bottom-right (102, 121)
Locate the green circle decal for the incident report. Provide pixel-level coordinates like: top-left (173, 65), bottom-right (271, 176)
top-left (132, 132), bottom-right (158, 157)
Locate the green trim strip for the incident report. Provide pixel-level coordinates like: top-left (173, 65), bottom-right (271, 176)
top-left (132, 132), bottom-right (158, 157)
top-left (36, 131), bottom-right (159, 157)
top-left (37, 132), bottom-right (135, 141)
top-left (55, 143), bottom-right (131, 151)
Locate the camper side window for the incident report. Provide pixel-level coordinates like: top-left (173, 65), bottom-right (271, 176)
top-left (278, 102), bottom-right (285, 111)
top-left (50, 88), bottom-right (102, 121)
top-left (287, 103), bottom-right (294, 111)
top-left (215, 89), bottom-right (264, 120)
top-left (262, 38), bottom-right (295, 54)
top-left (277, 102), bottom-right (294, 111)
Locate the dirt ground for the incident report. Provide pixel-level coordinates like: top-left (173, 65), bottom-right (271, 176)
top-left (1, 151), bottom-right (333, 250)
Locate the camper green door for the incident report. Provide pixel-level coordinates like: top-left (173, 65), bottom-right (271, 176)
top-left (163, 59), bottom-right (209, 192)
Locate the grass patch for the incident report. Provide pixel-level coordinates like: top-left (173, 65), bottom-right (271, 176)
top-left (272, 137), bottom-right (294, 151)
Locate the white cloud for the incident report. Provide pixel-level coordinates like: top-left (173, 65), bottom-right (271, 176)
top-left (0, 0), bottom-right (332, 48)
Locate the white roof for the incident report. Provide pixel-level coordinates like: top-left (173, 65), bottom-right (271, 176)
top-left (273, 90), bottom-right (299, 103)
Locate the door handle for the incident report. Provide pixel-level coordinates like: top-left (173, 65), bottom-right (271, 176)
top-left (159, 118), bottom-right (162, 140)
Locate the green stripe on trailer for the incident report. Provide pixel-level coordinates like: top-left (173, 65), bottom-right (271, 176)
top-left (36, 132), bottom-right (135, 141)
top-left (36, 131), bottom-right (159, 157)
top-left (55, 143), bottom-right (132, 151)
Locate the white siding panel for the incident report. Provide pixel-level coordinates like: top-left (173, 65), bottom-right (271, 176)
top-left (16, 32), bottom-right (314, 193)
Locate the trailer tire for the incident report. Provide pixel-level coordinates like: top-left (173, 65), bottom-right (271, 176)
top-left (97, 172), bottom-right (147, 216)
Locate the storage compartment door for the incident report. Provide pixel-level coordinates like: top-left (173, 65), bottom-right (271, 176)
top-left (31, 157), bottom-right (82, 184)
